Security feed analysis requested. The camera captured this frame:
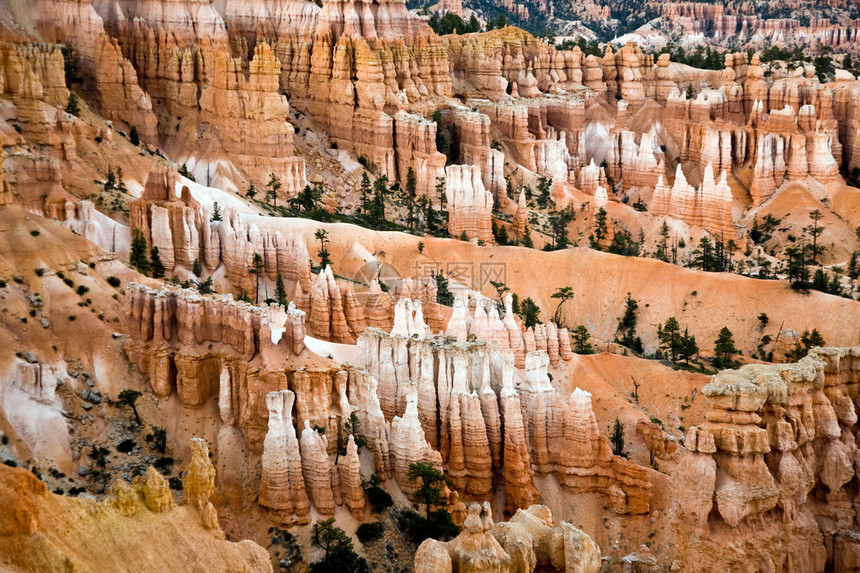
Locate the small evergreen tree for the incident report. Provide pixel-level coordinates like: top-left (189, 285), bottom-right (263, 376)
top-left (211, 202), bottom-right (222, 221)
top-left (408, 462), bottom-right (450, 519)
top-left (250, 253), bottom-right (265, 304)
top-left (150, 246), bottom-right (165, 279)
top-left (550, 286), bottom-right (574, 327)
top-left (609, 418), bottom-right (626, 457)
top-left (434, 270), bottom-right (454, 306)
top-left (129, 126), bottom-right (140, 146)
top-left (310, 518), bottom-right (368, 573)
top-left (658, 317), bottom-right (682, 362)
top-left (65, 93), bottom-right (81, 116)
top-left (275, 273), bottom-right (288, 307)
top-left (496, 224), bottom-right (509, 245)
top-left (246, 184), bottom-right (257, 199)
top-left (616, 292), bottom-right (643, 353)
top-left (804, 209), bottom-right (825, 264)
top-left (520, 225), bottom-right (534, 248)
top-left (591, 208), bottom-right (608, 248)
top-left (572, 325), bottom-right (593, 354)
top-left (130, 230), bottom-right (151, 274)
top-left (266, 172), bottom-right (282, 207)
top-left (117, 389), bottom-right (143, 424)
top-left (713, 326), bottom-right (739, 369)
top-left (518, 297), bottom-right (541, 328)
top-left (359, 171), bottom-right (372, 216)
top-left (192, 258), bottom-right (203, 277)
top-left (406, 166), bottom-right (417, 197)
top-left (536, 176), bottom-right (553, 209)
top-left (315, 229), bottom-right (331, 269)
top-left (115, 166), bottom-right (127, 193)
top-left (680, 328), bottom-right (698, 364)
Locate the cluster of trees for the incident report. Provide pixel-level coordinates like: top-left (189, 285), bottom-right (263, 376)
top-left (653, 43), bottom-right (727, 71)
top-left (689, 236), bottom-right (739, 273)
top-left (785, 329), bottom-right (826, 361)
top-left (129, 230), bottom-right (166, 280)
top-left (555, 37), bottom-right (603, 57)
top-left (427, 12), bottom-right (482, 35)
top-left (657, 317), bottom-right (699, 364)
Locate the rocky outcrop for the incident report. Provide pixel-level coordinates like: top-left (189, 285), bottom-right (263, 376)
top-left (129, 167), bottom-right (313, 290)
top-left (182, 438), bottom-right (220, 531)
top-left (358, 328), bottom-right (650, 512)
top-left (0, 464), bottom-right (271, 572)
top-left (124, 282), bottom-right (306, 404)
top-left (299, 420), bottom-right (337, 515)
top-left (674, 346), bottom-right (860, 572)
top-left (26, 0), bottom-right (158, 142)
top-left (446, 164), bottom-right (493, 243)
top-left (338, 435), bottom-right (366, 517)
top-left (649, 163), bottom-right (734, 239)
top-left (416, 504), bottom-right (601, 573)
top-left (259, 390), bottom-right (311, 525)
top-left (446, 295), bottom-right (574, 370)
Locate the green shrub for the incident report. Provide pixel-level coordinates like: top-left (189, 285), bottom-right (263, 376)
top-left (395, 508), bottom-right (459, 544)
top-left (107, 276), bottom-right (121, 288)
top-left (362, 474), bottom-right (393, 513)
top-left (356, 522), bottom-right (384, 544)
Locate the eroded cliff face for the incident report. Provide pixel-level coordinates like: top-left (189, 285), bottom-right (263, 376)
top-left (0, 441), bottom-right (271, 572)
top-left (674, 346), bottom-right (860, 572)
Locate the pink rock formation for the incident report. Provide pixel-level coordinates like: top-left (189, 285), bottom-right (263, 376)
top-left (124, 282), bottom-right (306, 404)
top-left (389, 392), bottom-right (443, 497)
top-left (299, 421), bottom-right (336, 515)
top-left (416, 503), bottom-right (602, 573)
top-left (259, 390), bottom-right (311, 525)
top-left (338, 435), bottom-right (366, 518)
top-left (674, 347), bottom-right (860, 571)
top-left (445, 165), bottom-right (494, 243)
top-left (649, 164), bottom-right (734, 239)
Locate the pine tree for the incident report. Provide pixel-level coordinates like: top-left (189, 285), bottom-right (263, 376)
top-left (129, 230), bottom-right (151, 274)
top-left (713, 326), bottom-right (738, 369)
top-left (493, 221), bottom-right (509, 245)
top-left (275, 273), bottom-right (288, 307)
top-left (406, 167), bottom-right (417, 198)
top-left (434, 270), bottom-right (454, 305)
top-left (115, 166), bottom-right (127, 193)
top-left (609, 418), bottom-right (626, 457)
top-left (617, 292), bottom-right (643, 353)
top-left (572, 325), bottom-right (593, 354)
top-left (129, 126), bottom-right (140, 146)
top-left (804, 209), bottom-right (825, 264)
top-left (150, 246), bottom-right (165, 279)
top-left (65, 93), bottom-right (80, 116)
top-left (785, 246), bottom-right (810, 289)
top-left (680, 328), bottom-right (698, 364)
top-left (315, 229), bottom-right (331, 269)
top-left (266, 172), bottom-right (282, 207)
top-left (105, 165), bottom-right (116, 190)
top-left (591, 208), bottom-right (608, 248)
top-left (518, 297), bottom-right (541, 328)
top-left (520, 225), bottom-right (534, 248)
top-left (371, 176), bottom-right (388, 223)
top-left (658, 317), bottom-right (681, 362)
top-left (250, 253), bottom-right (265, 304)
top-left (693, 237), bottom-right (717, 271)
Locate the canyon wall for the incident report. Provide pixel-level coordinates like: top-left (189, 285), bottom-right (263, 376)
top-left (674, 346), bottom-right (860, 571)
